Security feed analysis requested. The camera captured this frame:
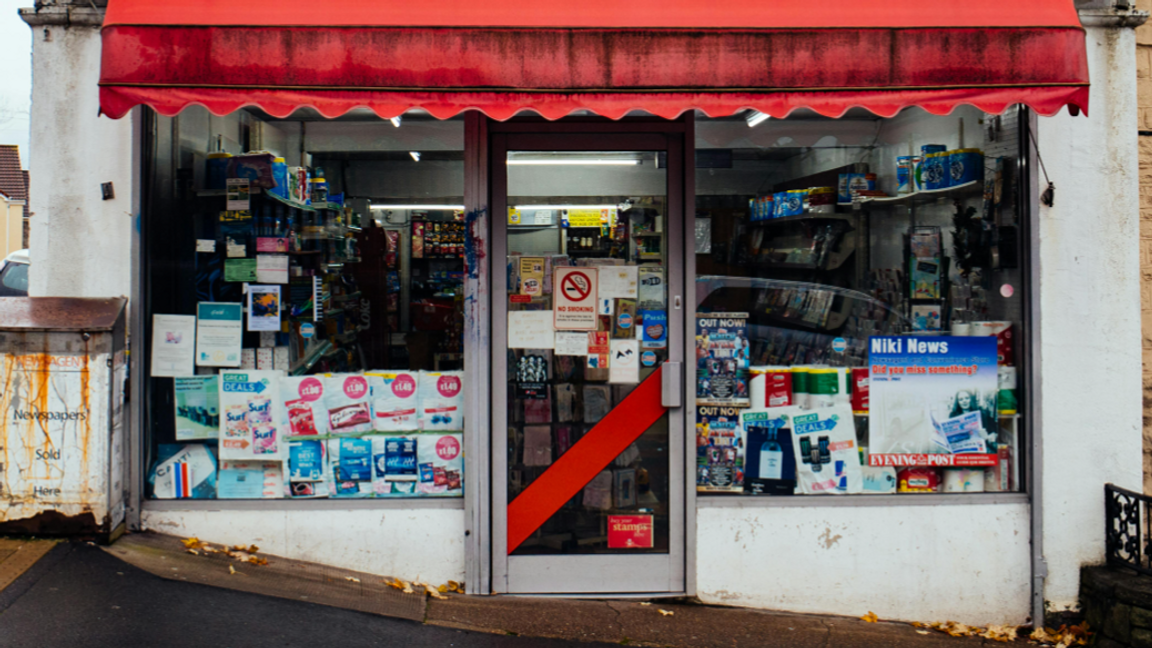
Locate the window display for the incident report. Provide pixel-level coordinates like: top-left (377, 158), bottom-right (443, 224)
top-left (143, 109), bottom-right (466, 499)
top-left (694, 106), bottom-right (1027, 496)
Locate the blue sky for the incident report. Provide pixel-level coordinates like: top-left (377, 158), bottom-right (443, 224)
top-left (0, 0), bottom-right (32, 169)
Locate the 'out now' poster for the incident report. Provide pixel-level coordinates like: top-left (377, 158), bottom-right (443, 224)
top-left (868, 336), bottom-right (999, 467)
top-left (695, 313), bottom-right (750, 407)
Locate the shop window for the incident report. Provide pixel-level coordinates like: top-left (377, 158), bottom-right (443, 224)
top-left (694, 107), bottom-right (1026, 496)
top-left (143, 108), bottom-right (465, 500)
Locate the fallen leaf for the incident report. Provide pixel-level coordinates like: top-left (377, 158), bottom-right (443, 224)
top-left (185, 549), bottom-right (199, 556)
top-left (247, 556), bottom-right (268, 566)
top-left (419, 582), bottom-right (448, 600)
top-left (228, 565), bottom-right (237, 575)
top-left (861, 612), bottom-right (879, 623)
top-left (232, 544), bottom-right (248, 552)
top-left (639, 602), bottom-right (651, 606)
top-left (246, 545), bottom-right (259, 554)
top-left (658, 610), bottom-right (674, 617)
top-left (345, 577), bottom-right (361, 583)
top-left (181, 537), bottom-right (202, 548)
top-left (438, 584), bottom-right (449, 594)
top-left (916, 631), bottom-right (930, 635)
top-left (981, 624), bottom-right (1018, 642)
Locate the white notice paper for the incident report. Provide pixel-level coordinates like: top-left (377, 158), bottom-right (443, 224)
top-left (609, 339), bottom-right (640, 384)
top-left (508, 311), bottom-right (555, 349)
top-left (256, 254), bottom-right (289, 284)
top-left (196, 302), bottom-right (244, 367)
top-left (151, 314), bottom-right (197, 377)
top-left (555, 331), bottom-right (590, 356)
top-left (196, 239), bottom-right (216, 253)
top-left (598, 266), bottom-right (638, 299)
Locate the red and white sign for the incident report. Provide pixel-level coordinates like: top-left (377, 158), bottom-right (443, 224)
top-left (607, 515), bottom-right (654, 549)
top-left (554, 267), bottom-right (598, 330)
top-left (868, 453), bottom-right (997, 468)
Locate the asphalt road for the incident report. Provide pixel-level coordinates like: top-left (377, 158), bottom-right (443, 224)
top-left (0, 542), bottom-right (613, 648)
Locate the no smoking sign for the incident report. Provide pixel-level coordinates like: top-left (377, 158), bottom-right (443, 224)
top-left (554, 267), bottom-right (599, 330)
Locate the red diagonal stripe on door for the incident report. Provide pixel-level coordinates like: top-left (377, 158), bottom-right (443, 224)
top-left (507, 366), bottom-right (666, 554)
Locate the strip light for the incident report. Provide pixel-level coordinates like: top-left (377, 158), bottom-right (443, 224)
top-left (390, 116), bottom-right (401, 128)
top-left (513, 204), bottom-right (627, 211)
top-left (507, 159), bottom-right (640, 166)
top-left (746, 111), bottom-right (770, 128)
top-left (409, 151), bottom-right (421, 162)
top-left (370, 204), bottom-right (464, 210)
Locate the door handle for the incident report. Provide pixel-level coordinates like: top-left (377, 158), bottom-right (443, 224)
top-left (661, 361), bottom-right (683, 408)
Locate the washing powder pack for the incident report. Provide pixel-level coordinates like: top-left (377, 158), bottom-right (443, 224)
top-left (325, 374), bottom-right (373, 434)
top-left (419, 372), bottom-right (464, 431)
top-left (783, 404), bottom-right (863, 495)
top-left (218, 370), bottom-right (286, 461)
top-left (280, 376), bottom-right (328, 436)
top-left (416, 434), bottom-right (463, 495)
top-left (367, 372), bottom-right (420, 432)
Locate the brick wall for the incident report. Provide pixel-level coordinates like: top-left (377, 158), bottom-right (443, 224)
top-left (1140, 0), bottom-right (1152, 493)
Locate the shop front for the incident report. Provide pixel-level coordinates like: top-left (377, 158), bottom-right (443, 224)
top-left (15, 0), bottom-right (1147, 627)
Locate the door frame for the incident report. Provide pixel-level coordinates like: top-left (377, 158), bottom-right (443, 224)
top-left (478, 115), bottom-right (697, 595)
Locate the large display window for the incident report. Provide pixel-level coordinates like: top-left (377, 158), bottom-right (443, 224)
top-left (692, 107), bottom-right (1028, 496)
top-left (142, 108), bottom-right (466, 500)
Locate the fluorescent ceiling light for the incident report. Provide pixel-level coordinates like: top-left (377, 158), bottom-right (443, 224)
top-left (390, 116), bottom-right (402, 127)
top-left (370, 204), bottom-right (464, 210)
top-left (746, 111), bottom-right (770, 128)
top-left (507, 159), bottom-right (640, 166)
top-left (409, 151), bottom-right (421, 162)
top-left (513, 204), bottom-right (627, 211)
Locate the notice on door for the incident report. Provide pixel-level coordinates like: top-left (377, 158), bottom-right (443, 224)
top-left (554, 267), bottom-right (598, 331)
top-left (607, 514), bottom-right (654, 549)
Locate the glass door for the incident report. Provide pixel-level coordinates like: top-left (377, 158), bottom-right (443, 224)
top-left (491, 132), bottom-right (686, 594)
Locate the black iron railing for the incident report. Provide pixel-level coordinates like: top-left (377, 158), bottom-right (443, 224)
top-left (1106, 483), bottom-right (1152, 576)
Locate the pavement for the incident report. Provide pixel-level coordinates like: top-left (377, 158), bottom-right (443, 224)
top-left (0, 531), bottom-right (1005, 647)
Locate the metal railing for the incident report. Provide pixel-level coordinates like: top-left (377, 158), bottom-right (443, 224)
top-left (1105, 483), bottom-right (1152, 576)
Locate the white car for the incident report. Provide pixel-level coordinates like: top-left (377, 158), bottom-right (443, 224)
top-left (0, 249), bottom-right (29, 296)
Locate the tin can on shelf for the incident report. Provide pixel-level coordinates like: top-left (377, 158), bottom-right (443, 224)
top-left (921, 152), bottom-right (950, 190)
top-left (948, 148), bottom-right (984, 186)
top-left (897, 156), bottom-right (921, 194)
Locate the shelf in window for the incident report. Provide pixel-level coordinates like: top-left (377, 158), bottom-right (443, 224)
top-left (288, 250), bottom-right (322, 256)
top-left (290, 340), bottom-right (331, 375)
top-left (631, 232), bottom-right (663, 237)
top-left (750, 212), bottom-right (858, 226)
top-left (262, 190), bottom-right (317, 212)
top-left (856, 180), bottom-right (982, 206)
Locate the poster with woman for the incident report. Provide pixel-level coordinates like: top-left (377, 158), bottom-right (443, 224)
top-left (867, 336), bottom-right (999, 467)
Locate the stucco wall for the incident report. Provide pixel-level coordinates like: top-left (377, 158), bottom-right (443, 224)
top-left (26, 22), bottom-right (134, 298)
top-left (1038, 23), bottom-right (1145, 611)
top-left (695, 501), bottom-right (1032, 625)
top-left (142, 507), bottom-right (466, 585)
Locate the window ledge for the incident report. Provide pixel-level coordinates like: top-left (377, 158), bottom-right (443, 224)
top-left (696, 492), bottom-right (1028, 508)
top-left (143, 498), bottom-right (465, 512)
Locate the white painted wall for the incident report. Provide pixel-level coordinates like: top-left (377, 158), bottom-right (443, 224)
top-left (142, 507), bottom-right (466, 584)
top-left (696, 501), bottom-right (1032, 625)
top-left (27, 23), bottom-right (134, 298)
top-left (1035, 24), bottom-right (1145, 612)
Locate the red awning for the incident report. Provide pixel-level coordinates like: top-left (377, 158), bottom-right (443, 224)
top-left (99, 0), bottom-right (1090, 120)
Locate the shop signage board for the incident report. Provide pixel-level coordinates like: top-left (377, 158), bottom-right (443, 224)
top-left (554, 267), bottom-right (598, 330)
top-left (867, 336), bottom-right (999, 467)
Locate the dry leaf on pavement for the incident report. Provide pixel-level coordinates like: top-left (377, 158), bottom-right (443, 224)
top-left (861, 611), bottom-right (878, 623)
top-left (228, 565), bottom-right (237, 575)
top-left (658, 609), bottom-right (674, 616)
top-left (345, 577), bottom-right (360, 583)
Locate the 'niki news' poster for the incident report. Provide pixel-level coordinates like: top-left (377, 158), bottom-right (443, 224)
top-left (695, 313), bottom-right (750, 407)
top-left (868, 336), bottom-right (999, 468)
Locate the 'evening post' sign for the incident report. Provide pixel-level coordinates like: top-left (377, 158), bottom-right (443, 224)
top-left (867, 336), bottom-right (999, 467)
